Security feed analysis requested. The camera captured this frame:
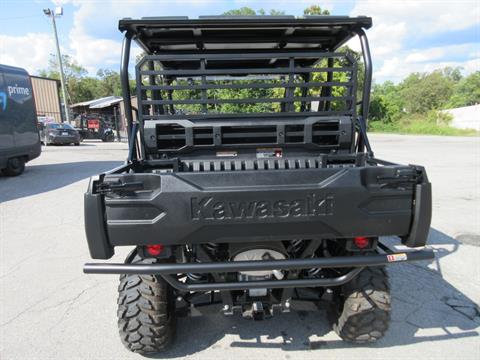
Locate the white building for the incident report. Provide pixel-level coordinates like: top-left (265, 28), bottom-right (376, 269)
top-left (442, 104), bottom-right (480, 131)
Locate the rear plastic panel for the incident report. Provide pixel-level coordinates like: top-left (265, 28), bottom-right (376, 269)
top-left (99, 165), bottom-right (417, 248)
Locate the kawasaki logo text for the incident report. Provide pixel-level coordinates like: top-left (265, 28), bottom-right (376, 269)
top-left (191, 193), bottom-right (334, 221)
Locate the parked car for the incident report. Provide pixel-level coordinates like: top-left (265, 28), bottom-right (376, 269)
top-left (0, 64), bottom-right (41, 176)
top-left (40, 122), bottom-right (81, 146)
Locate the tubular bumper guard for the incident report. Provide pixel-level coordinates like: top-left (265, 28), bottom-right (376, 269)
top-left (84, 248), bottom-right (434, 291)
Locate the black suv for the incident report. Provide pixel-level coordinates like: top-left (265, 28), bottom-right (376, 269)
top-left (83, 16), bottom-right (433, 354)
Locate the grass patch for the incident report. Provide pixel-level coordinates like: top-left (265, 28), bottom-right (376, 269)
top-left (369, 113), bottom-right (478, 136)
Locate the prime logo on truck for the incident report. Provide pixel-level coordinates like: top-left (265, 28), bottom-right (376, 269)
top-left (7, 84), bottom-right (31, 96)
top-left (83, 16), bottom-right (433, 354)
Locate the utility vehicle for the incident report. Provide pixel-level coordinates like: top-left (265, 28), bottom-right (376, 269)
top-left (83, 16), bottom-right (433, 354)
top-left (75, 114), bottom-right (115, 142)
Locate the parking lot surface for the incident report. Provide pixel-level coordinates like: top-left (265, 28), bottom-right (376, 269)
top-left (1, 134), bottom-right (479, 360)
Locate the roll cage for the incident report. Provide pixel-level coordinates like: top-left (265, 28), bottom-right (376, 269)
top-left (118, 16), bottom-right (374, 161)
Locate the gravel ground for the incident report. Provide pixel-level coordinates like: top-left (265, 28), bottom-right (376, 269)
top-left (1, 134), bottom-right (479, 360)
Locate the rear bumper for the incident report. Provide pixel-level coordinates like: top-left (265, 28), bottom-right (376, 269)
top-left (84, 160), bottom-right (432, 259)
top-left (50, 135), bottom-right (79, 144)
top-left (85, 161), bottom-right (431, 259)
top-left (84, 248), bottom-right (435, 290)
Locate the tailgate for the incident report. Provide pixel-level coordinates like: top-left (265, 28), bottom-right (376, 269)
top-left (84, 164), bottom-right (431, 258)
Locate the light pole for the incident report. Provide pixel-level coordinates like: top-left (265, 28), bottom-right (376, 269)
top-left (43, 7), bottom-right (70, 123)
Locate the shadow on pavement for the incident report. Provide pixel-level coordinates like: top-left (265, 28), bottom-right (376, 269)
top-left (147, 228), bottom-right (479, 358)
top-left (0, 161), bottom-right (122, 202)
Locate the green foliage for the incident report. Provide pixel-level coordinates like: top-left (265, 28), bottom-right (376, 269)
top-left (96, 69), bottom-right (122, 97)
top-left (163, 47), bottom-right (363, 115)
top-left (443, 66), bottom-right (463, 82)
top-left (223, 4), bottom-right (326, 16)
top-left (369, 112), bottom-right (476, 136)
top-left (223, 7), bottom-right (257, 16)
top-left (303, 5), bottom-right (330, 15)
top-left (39, 54), bottom-right (128, 104)
top-left (39, 54), bottom-right (87, 80)
top-left (446, 72), bottom-right (480, 108)
top-left (223, 7), bottom-right (285, 16)
top-left (258, 8), bottom-right (286, 16)
top-left (369, 81), bottom-right (402, 122)
top-left (399, 70), bottom-right (454, 113)
top-left (426, 110), bottom-right (452, 126)
top-left (73, 77), bottom-right (100, 102)
top-left (369, 95), bottom-right (400, 123)
top-left (369, 67), bottom-right (479, 135)
top-left (307, 54), bottom-right (360, 112)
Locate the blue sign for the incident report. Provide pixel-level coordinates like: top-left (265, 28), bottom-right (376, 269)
top-left (0, 91), bottom-right (6, 111)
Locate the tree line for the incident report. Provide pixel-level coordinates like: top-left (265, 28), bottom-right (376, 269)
top-left (370, 69), bottom-right (480, 122)
top-left (38, 5), bottom-right (479, 135)
top-left (39, 54), bottom-right (132, 104)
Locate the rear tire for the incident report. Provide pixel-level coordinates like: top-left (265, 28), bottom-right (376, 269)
top-left (102, 132), bottom-right (115, 142)
top-left (2, 157), bottom-right (25, 176)
top-left (332, 267), bottom-right (391, 343)
top-left (117, 255), bottom-right (176, 354)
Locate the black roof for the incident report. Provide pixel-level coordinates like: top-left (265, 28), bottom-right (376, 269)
top-left (119, 16), bottom-right (372, 54)
top-left (0, 63), bottom-right (29, 76)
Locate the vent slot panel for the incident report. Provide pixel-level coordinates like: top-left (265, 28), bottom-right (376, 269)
top-left (193, 127), bottom-right (213, 146)
top-left (222, 126), bottom-right (277, 145)
top-left (312, 121), bottom-right (339, 146)
top-left (156, 124), bottom-right (186, 150)
top-left (153, 120), bottom-right (345, 152)
top-left (285, 124), bottom-right (304, 143)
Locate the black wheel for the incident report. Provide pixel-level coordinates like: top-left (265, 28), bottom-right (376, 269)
top-left (74, 142), bottom-right (80, 146)
top-left (117, 255), bottom-right (176, 354)
top-left (102, 132), bottom-right (115, 142)
top-left (2, 157), bottom-right (25, 176)
top-left (332, 267), bottom-right (391, 343)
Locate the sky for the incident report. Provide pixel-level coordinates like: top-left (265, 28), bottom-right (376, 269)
top-left (0, 0), bottom-right (479, 83)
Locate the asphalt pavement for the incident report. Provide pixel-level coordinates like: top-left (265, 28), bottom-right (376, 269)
top-left (1, 134), bottom-right (479, 360)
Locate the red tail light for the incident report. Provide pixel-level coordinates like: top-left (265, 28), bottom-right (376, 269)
top-left (146, 244), bottom-right (164, 256)
top-left (353, 236), bottom-right (370, 249)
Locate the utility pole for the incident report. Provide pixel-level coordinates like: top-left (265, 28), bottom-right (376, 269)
top-left (43, 7), bottom-right (70, 123)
